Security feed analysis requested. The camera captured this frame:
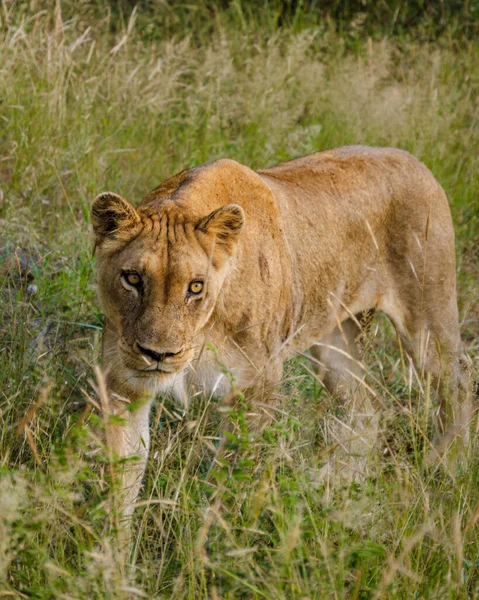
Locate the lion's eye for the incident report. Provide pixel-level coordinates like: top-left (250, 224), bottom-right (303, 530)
top-left (188, 281), bottom-right (203, 295)
top-left (123, 272), bottom-right (141, 287)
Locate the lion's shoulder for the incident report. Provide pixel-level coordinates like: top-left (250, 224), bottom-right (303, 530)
top-left (141, 158), bottom-right (275, 220)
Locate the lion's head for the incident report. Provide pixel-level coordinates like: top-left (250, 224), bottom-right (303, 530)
top-left (91, 191), bottom-right (245, 379)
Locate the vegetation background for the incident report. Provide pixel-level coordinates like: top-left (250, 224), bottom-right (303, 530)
top-left (1, 0), bottom-right (478, 597)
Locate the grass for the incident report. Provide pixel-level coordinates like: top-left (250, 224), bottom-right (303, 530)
top-left (1, 2), bottom-right (479, 598)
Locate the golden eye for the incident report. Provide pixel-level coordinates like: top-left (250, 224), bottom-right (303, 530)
top-left (124, 272), bottom-right (141, 286)
top-left (188, 281), bottom-right (203, 295)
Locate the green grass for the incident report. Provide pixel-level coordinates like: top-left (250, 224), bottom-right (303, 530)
top-left (1, 3), bottom-right (479, 598)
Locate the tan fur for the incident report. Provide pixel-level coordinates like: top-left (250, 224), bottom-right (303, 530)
top-left (92, 145), bottom-right (464, 525)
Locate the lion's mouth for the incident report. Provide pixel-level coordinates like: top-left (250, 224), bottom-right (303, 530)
top-left (130, 351), bottom-right (194, 376)
top-left (118, 341), bottom-right (195, 377)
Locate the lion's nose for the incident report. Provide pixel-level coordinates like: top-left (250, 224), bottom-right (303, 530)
top-left (137, 344), bottom-right (181, 362)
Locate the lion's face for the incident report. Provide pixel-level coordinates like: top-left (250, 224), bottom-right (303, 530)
top-left (92, 192), bottom-right (244, 379)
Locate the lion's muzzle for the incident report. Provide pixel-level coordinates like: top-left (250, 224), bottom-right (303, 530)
top-left (136, 343), bottom-right (183, 363)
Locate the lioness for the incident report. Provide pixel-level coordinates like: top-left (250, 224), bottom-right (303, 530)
top-left (92, 145), bottom-right (463, 520)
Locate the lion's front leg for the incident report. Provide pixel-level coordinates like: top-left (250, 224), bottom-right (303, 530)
top-left (103, 382), bottom-right (154, 523)
top-left (221, 358), bottom-right (284, 435)
top-left (98, 323), bottom-right (156, 542)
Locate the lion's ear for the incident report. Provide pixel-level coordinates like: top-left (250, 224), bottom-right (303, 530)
top-left (196, 204), bottom-right (245, 246)
top-left (91, 192), bottom-right (140, 242)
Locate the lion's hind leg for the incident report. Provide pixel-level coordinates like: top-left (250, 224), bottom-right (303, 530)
top-left (381, 287), bottom-right (470, 448)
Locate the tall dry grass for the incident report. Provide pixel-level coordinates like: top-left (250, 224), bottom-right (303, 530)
top-left (0, 3), bottom-right (478, 598)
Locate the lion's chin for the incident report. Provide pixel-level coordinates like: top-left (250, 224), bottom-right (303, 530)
top-left (141, 364), bottom-right (185, 376)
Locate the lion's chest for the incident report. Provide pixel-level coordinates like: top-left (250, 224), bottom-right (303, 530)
top-left (166, 347), bottom-right (255, 408)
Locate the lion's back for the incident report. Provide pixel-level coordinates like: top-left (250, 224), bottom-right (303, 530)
top-left (257, 145), bottom-right (450, 237)
top-left (257, 145), bottom-right (434, 193)
top-left (256, 145), bottom-right (454, 319)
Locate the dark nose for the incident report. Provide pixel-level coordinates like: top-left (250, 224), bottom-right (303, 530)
top-left (137, 344), bottom-right (179, 362)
